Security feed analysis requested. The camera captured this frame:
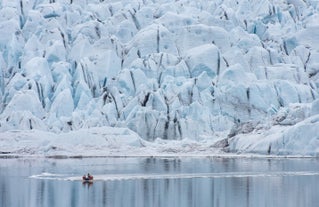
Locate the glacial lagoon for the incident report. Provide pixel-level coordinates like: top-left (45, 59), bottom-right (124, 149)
top-left (1, 157), bottom-right (319, 207)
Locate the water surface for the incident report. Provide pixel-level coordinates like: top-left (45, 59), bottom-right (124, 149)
top-left (1, 157), bottom-right (319, 207)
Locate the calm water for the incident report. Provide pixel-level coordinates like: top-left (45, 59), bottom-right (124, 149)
top-left (1, 157), bottom-right (319, 207)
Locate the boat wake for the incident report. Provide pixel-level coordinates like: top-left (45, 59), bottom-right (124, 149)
top-left (30, 171), bottom-right (319, 181)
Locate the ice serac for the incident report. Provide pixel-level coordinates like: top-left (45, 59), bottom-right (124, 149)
top-left (0, 90), bottom-right (46, 130)
top-left (0, 0), bottom-right (318, 156)
top-left (185, 44), bottom-right (223, 78)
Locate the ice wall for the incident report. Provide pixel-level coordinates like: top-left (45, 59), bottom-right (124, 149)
top-left (0, 0), bottom-right (318, 146)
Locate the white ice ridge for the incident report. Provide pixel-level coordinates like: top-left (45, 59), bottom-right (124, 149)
top-left (30, 171), bottom-right (319, 181)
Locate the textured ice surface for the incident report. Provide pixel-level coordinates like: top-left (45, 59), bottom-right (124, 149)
top-left (0, 0), bottom-right (318, 156)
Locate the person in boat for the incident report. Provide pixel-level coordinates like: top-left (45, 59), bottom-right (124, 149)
top-left (83, 173), bottom-right (93, 180)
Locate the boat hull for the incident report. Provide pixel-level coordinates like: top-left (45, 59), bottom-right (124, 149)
top-left (82, 175), bottom-right (93, 182)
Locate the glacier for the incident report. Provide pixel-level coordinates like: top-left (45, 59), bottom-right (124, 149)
top-left (0, 0), bottom-right (318, 157)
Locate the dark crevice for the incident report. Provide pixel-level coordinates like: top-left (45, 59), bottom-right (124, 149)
top-left (297, 88), bottom-right (302, 103)
top-left (274, 84), bottom-right (284, 107)
top-left (29, 119), bottom-right (33, 130)
top-left (163, 96), bottom-right (170, 140)
top-left (130, 71), bottom-right (136, 92)
top-left (158, 72), bottom-right (163, 86)
top-left (95, 24), bottom-right (101, 39)
top-left (108, 6), bottom-right (114, 16)
top-left (267, 49), bottom-right (273, 65)
top-left (110, 92), bottom-right (120, 119)
top-left (121, 51), bottom-right (124, 69)
top-left (129, 10), bottom-right (141, 30)
top-left (36, 82), bottom-right (45, 108)
top-left (173, 113), bottom-right (182, 139)
top-left (217, 51), bottom-right (221, 75)
top-left (141, 92), bottom-right (150, 107)
top-left (246, 87), bottom-right (250, 101)
top-left (224, 11), bottom-right (229, 20)
top-left (102, 93), bottom-right (108, 105)
top-left (223, 57), bottom-right (229, 67)
top-left (19, 0), bottom-right (25, 29)
top-left (102, 77), bottom-right (107, 89)
top-left (164, 121), bottom-right (169, 139)
top-left (244, 19), bottom-right (248, 30)
top-left (264, 67), bottom-right (268, 79)
top-left (156, 26), bottom-right (160, 53)
top-left (67, 121), bottom-right (72, 126)
top-left (267, 144), bottom-right (272, 155)
top-left (309, 71), bottom-right (318, 78)
top-left (304, 51), bottom-right (311, 72)
top-left (59, 30), bottom-right (66, 48)
top-left (310, 89), bottom-right (316, 100)
top-left (283, 40), bottom-right (288, 55)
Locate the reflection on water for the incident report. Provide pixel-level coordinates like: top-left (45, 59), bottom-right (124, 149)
top-left (1, 157), bottom-right (319, 207)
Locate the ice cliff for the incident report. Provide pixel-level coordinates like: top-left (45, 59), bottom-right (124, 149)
top-left (0, 0), bottom-right (319, 155)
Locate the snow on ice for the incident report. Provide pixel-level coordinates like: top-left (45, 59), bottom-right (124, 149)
top-left (0, 0), bottom-right (318, 157)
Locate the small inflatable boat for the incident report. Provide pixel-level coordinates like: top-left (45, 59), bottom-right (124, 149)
top-left (82, 174), bottom-right (93, 182)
